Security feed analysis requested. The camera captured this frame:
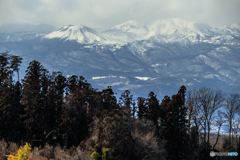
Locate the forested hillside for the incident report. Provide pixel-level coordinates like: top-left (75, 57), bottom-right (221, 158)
top-left (0, 51), bottom-right (240, 160)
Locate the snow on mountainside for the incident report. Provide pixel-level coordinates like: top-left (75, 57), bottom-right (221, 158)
top-left (102, 21), bottom-right (149, 43)
top-left (43, 18), bottom-right (240, 46)
top-left (145, 19), bottom-right (234, 45)
top-left (44, 25), bottom-right (107, 44)
top-left (223, 23), bottom-right (240, 36)
top-left (113, 21), bottom-right (148, 36)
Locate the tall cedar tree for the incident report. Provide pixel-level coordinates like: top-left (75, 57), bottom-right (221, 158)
top-left (159, 95), bottom-right (171, 139)
top-left (52, 72), bottom-right (67, 145)
top-left (0, 52), bottom-right (11, 139)
top-left (10, 81), bottom-right (25, 142)
top-left (165, 85), bottom-right (189, 160)
top-left (41, 68), bottom-right (53, 144)
top-left (22, 60), bottom-right (50, 143)
top-left (146, 91), bottom-right (161, 135)
top-left (63, 75), bottom-right (94, 147)
top-left (137, 97), bottom-right (147, 120)
top-left (0, 52), bottom-right (25, 142)
top-left (0, 52), bottom-right (23, 142)
top-left (10, 55), bottom-right (23, 82)
top-left (100, 86), bottom-right (117, 111)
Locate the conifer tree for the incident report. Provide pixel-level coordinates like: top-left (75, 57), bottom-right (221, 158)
top-left (146, 91), bottom-right (160, 134)
top-left (165, 85), bottom-right (189, 160)
top-left (159, 95), bottom-right (171, 139)
top-left (53, 72), bottom-right (67, 143)
top-left (0, 51), bottom-right (17, 141)
top-left (63, 75), bottom-right (94, 147)
top-left (10, 55), bottom-right (23, 82)
top-left (22, 60), bottom-right (48, 143)
top-left (0, 52), bottom-right (9, 139)
top-left (10, 81), bottom-right (25, 142)
top-left (67, 75), bottom-right (78, 94)
top-left (101, 86), bottom-right (118, 111)
top-left (137, 97), bottom-right (147, 120)
top-left (0, 79), bottom-right (13, 140)
top-left (0, 51), bottom-right (11, 92)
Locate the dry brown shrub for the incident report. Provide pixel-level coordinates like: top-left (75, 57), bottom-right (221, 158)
top-left (68, 146), bottom-right (76, 156)
top-left (71, 148), bottom-right (89, 160)
top-left (54, 146), bottom-right (70, 160)
top-left (0, 139), bottom-right (7, 160)
top-left (5, 142), bottom-right (18, 157)
top-left (30, 147), bottom-right (41, 160)
top-left (131, 118), bottom-right (166, 160)
top-left (39, 143), bottom-right (54, 159)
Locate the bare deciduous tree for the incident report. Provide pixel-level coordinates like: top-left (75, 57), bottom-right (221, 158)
top-left (196, 87), bottom-right (225, 147)
top-left (223, 93), bottom-right (240, 147)
top-left (186, 87), bottom-right (225, 149)
top-left (212, 111), bottom-right (226, 150)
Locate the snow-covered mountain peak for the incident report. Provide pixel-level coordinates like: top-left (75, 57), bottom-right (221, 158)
top-left (44, 25), bottom-right (106, 44)
top-left (59, 25), bottom-right (96, 33)
top-left (108, 20), bottom-right (148, 36)
top-left (112, 21), bottom-right (145, 30)
top-left (156, 18), bottom-right (193, 28)
top-left (143, 19), bottom-right (232, 45)
top-left (228, 23), bottom-right (240, 29)
top-left (222, 23), bottom-right (240, 36)
top-left (145, 18), bottom-right (195, 37)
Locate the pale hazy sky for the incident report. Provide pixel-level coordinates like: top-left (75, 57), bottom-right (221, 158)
top-left (0, 0), bottom-right (240, 29)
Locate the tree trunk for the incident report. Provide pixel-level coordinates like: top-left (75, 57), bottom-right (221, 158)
top-left (207, 121), bottom-right (210, 146)
top-left (229, 122), bottom-right (232, 146)
top-left (204, 120), bottom-right (206, 143)
top-left (187, 108), bottom-right (192, 134)
top-left (213, 123), bottom-right (222, 150)
top-left (17, 70), bottom-right (19, 82)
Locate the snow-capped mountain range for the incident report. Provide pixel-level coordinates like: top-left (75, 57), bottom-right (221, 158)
top-left (0, 18), bottom-right (240, 100)
top-left (43, 18), bottom-right (240, 45)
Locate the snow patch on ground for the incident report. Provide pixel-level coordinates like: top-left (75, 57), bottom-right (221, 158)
top-left (135, 76), bottom-right (156, 81)
top-left (92, 76), bottom-right (117, 80)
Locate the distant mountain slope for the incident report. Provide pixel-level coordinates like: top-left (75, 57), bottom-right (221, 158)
top-left (0, 18), bottom-right (240, 99)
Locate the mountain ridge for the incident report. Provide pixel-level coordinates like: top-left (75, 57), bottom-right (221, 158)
top-left (0, 18), bottom-right (239, 99)
top-left (43, 18), bottom-right (240, 46)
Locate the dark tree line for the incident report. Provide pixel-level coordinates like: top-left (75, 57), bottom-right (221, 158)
top-left (1, 51), bottom-right (240, 160)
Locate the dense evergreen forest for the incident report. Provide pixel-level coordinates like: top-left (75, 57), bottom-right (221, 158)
top-left (0, 51), bottom-right (240, 160)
